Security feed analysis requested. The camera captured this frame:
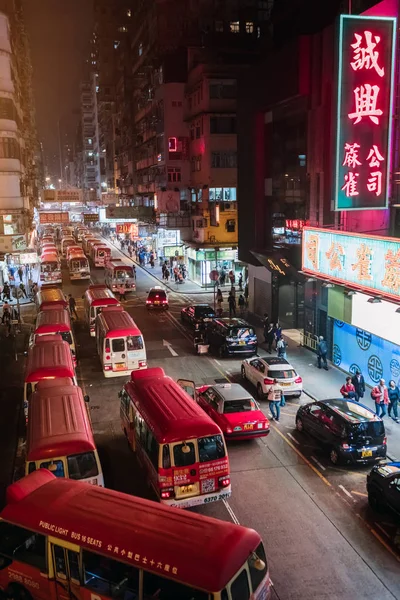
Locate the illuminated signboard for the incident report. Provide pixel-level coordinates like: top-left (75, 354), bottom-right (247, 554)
top-left (334, 15), bottom-right (396, 211)
top-left (302, 226), bottom-right (400, 301)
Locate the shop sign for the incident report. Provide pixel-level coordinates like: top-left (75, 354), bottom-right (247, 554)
top-left (106, 206), bottom-right (154, 220)
top-left (39, 212), bottom-right (69, 224)
top-left (334, 15), bottom-right (396, 210)
top-left (116, 223), bottom-right (139, 236)
top-left (0, 234), bottom-right (27, 252)
top-left (303, 226), bottom-right (400, 300)
top-left (163, 245), bottom-right (184, 258)
top-left (83, 213), bottom-right (99, 223)
top-left (16, 252), bottom-right (37, 264)
top-left (56, 189), bottom-right (82, 203)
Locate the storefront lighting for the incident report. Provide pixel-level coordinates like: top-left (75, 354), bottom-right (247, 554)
top-left (367, 297), bottom-right (382, 304)
top-left (344, 289), bottom-right (356, 296)
top-left (395, 307), bottom-right (400, 314)
top-left (322, 282), bottom-right (334, 288)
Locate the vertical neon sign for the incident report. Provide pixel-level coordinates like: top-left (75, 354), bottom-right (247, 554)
top-left (334, 15), bottom-right (396, 211)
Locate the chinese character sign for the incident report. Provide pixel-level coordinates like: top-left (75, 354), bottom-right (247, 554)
top-left (335, 15), bottom-right (396, 210)
top-left (302, 227), bottom-right (400, 301)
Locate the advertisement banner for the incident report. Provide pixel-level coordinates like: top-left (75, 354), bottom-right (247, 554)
top-left (116, 223), bottom-right (139, 236)
top-left (302, 226), bottom-right (400, 301)
top-left (334, 15), bottom-right (396, 210)
top-left (0, 234), bottom-right (27, 253)
top-left (56, 189), bottom-right (82, 203)
top-left (156, 190), bottom-right (180, 213)
top-left (39, 212), bottom-right (69, 224)
top-left (83, 213), bottom-right (99, 223)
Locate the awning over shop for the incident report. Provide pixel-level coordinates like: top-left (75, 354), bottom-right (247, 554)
top-left (250, 250), bottom-right (305, 282)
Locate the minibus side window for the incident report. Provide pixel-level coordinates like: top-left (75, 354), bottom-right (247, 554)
top-left (0, 522), bottom-right (46, 572)
top-left (198, 435), bottom-right (226, 463)
top-left (162, 445), bottom-right (171, 469)
top-left (112, 338), bottom-right (125, 353)
top-left (230, 569), bottom-right (250, 600)
top-left (173, 442), bottom-right (195, 467)
top-left (143, 571), bottom-right (208, 599)
top-left (39, 460), bottom-right (65, 478)
top-left (26, 383), bottom-right (32, 398)
top-left (248, 542), bottom-right (268, 592)
top-left (28, 462), bottom-right (36, 474)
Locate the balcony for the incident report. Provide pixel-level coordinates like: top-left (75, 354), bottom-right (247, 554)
top-left (158, 212), bottom-right (191, 228)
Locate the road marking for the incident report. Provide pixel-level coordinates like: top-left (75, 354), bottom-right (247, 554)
top-left (374, 523), bottom-right (390, 538)
top-left (272, 425), bottom-right (332, 487)
top-left (311, 455), bottom-right (326, 471)
top-left (162, 339), bottom-right (178, 357)
top-left (286, 433), bottom-right (300, 445)
top-left (338, 484), bottom-right (354, 500)
top-left (222, 499), bottom-right (240, 524)
top-left (356, 513), bottom-right (400, 562)
top-left (215, 359), bottom-right (222, 366)
top-left (351, 490), bottom-right (368, 497)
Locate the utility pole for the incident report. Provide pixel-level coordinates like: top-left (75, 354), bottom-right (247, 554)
top-left (58, 118), bottom-right (63, 187)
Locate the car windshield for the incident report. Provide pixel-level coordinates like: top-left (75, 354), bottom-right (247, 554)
top-left (195, 306), bottom-right (215, 317)
top-left (115, 269), bottom-right (133, 279)
top-left (229, 327), bottom-right (254, 338)
top-left (328, 400), bottom-right (378, 423)
top-left (351, 421), bottom-right (385, 439)
top-left (268, 369), bottom-right (296, 379)
top-left (223, 398), bottom-right (254, 413)
top-left (149, 291), bottom-right (166, 300)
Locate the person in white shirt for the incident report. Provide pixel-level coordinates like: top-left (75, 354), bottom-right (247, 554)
top-left (266, 379), bottom-right (283, 422)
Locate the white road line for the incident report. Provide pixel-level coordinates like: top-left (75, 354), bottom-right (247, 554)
top-left (310, 455), bottom-right (326, 471)
top-left (374, 523), bottom-right (390, 538)
top-left (286, 433), bottom-right (300, 445)
top-left (222, 499), bottom-right (240, 525)
top-left (215, 359), bottom-right (222, 366)
top-left (338, 484), bottom-right (354, 500)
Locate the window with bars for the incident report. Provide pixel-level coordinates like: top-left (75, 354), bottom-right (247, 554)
top-left (211, 151), bottom-right (237, 168)
top-left (167, 168), bottom-right (181, 182)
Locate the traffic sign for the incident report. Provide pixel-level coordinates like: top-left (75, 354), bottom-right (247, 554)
top-left (209, 270), bottom-right (219, 282)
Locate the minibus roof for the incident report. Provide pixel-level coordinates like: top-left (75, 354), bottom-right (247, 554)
top-left (35, 309), bottom-right (71, 335)
top-left (36, 288), bottom-right (67, 310)
top-left (25, 339), bottom-right (75, 383)
top-left (27, 385), bottom-right (95, 460)
top-left (85, 287), bottom-right (120, 306)
top-left (97, 309), bottom-right (141, 338)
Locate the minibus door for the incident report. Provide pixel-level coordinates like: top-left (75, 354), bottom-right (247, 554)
top-left (111, 337), bottom-right (127, 372)
top-left (51, 542), bottom-right (82, 600)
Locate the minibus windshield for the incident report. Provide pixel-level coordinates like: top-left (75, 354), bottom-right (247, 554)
top-left (67, 452), bottom-right (98, 480)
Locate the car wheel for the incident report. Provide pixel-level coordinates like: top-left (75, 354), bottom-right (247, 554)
top-left (241, 366), bottom-right (247, 380)
top-left (329, 447), bottom-right (340, 465)
top-left (257, 383), bottom-right (264, 400)
top-left (6, 585), bottom-right (33, 600)
top-left (295, 417), bottom-right (304, 432)
top-left (368, 488), bottom-right (384, 513)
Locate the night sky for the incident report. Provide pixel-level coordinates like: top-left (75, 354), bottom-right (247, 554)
top-left (22, 0), bottom-right (94, 178)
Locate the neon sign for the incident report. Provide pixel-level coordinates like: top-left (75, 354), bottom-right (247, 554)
top-left (302, 227), bottom-right (400, 301)
top-left (334, 15), bottom-right (396, 211)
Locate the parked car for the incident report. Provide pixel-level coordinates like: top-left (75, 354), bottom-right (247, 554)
top-left (295, 398), bottom-right (387, 465)
top-left (181, 304), bottom-right (215, 327)
top-left (205, 318), bottom-right (257, 357)
top-left (146, 287), bottom-right (168, 310)
top-left (177, 380), bottom-right (270, 440)
top-left (367, 462), bottom-right (400, 517)
top-left (241, 356), bottom-right (302, 399)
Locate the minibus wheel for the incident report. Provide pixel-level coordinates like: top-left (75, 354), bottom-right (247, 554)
top-left (6, 584), bottom-right (32, 600)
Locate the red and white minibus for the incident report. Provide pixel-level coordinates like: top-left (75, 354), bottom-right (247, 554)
top-left (30, 308), bottom-right (77, 365)
top-left (120, 367), bottom-right (232, 508)
top-left (68, 253), bottom-right (90, 281)
top-left (0, 470), bottom-right (271, 600)
top-left (96, 307), bottom-right (146, 377)
top-left (35, 287), bottom-right (67, 312)
top-left (60, 237), bottom-right (75, 256)
top-left (40, 243), bottom-right (57, 255)
top-left (104, 259), bottom-right (136, 293)
top-left (83, 285), bottom-right (120, 336)
top-left (91, 243), bottom-right (111, 267)
top-left (26, 381), bottom-right (104, 486)
top-left (24, 337), bottom-right (77, 419)
top-left (65, 245), bottom-right (83, 261)
top-left (82, 235), bottom-right (99, 254)
top-left (40, 253), bottom-right (62, 285)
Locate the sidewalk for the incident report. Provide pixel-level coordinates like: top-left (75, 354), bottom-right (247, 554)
top-left (0, 264), bottom-right (40, 309)
top-left (253, 323), bottom-right (400, 461)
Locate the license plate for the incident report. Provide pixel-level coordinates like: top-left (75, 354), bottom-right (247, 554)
top-left (361, 449), bottom-right (373, 458)
top-left (114, 363), bottom-right (126, 370)
top-left (239, 340), bottom-right (246, 345)
top-left (154, 301), bottom-right (160, 304)
top-left (180, 485), bottom-right (193, 494)
top-left (244, 423), bottom-right (254, 430)
top-left (281, 382), bottom-right (291, 387)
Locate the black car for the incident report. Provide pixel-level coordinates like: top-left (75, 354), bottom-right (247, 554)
top-left (205, 318), bottom-right (258, 357)
top-left (146, 287), bottom-right (168, 310)
top-left (367, 462), bottom-right (400, 517)
top-left (295, 398), bottom-right (386, 465)
top-left (181, 304), bottom-right (216, 327)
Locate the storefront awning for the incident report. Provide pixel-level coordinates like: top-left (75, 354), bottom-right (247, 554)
top-left (250, 250), bottom-right (305, 282)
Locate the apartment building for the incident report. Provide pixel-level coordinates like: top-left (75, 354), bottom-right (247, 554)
top-left (79, 74), bottom-right (101, 201)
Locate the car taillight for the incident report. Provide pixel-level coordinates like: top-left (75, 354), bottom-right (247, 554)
top-left (162, 300), bottom-right (168, 304)
top-left (383, 436), bottom-right (387, 445)
top-left (226, 427), bottom-right (233, 434)
top-left (161, 487), bottom-right (174, 499)
top-left (341, 443), bottom-right (350, 449)
top-left (104, 364), bottom-right (112, 371)
top-left (295, 376), bottom-right (303, 383)
top-left (146, 300), bottom-right (151, 304)
top-left (138, 360), bottom-right (147, 368)
top-left (106, 355), bottom-right (111, 361)
top-left (264, 378), bottom-right (274, 385)
top-left (219, 476), bottom-right (230, 488)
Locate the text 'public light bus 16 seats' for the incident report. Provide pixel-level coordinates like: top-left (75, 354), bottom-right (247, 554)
top-left (120, 367), bottom-right (232, 507)
top-left (24, 336), bottom-right (77, 420)
top-left (96, 307), bottom-right (146, 377)
top-left (35, 287), bottom-right (68, 312)
top-left (83, 285), bottom-right (120, 336)
top-left (30, 308), bottom-right (77, 366)
top-left (40, 253), bottom-right (62, 285)
top-left (0, 470), bottom-right (272, 600)
top-left (26, 380), bottom-right (104, 486)
top-left (104, 259), bottom-right (136, 294)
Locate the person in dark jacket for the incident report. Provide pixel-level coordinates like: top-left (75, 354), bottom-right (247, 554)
top-left (351, 369), bottom-right (366, 402)
top-left (265, 323), bottom-right (274, 354)
top-left (388, 380), bottom-right (400, 423)
top-left (317, 336), bottom-right (328, 370)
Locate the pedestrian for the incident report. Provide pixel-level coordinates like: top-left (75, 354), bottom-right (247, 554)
top-left (371, 378), bottom-right (389, 418)
top-left (228, 270), bottom-right (235, 286)
top-left (19, 282), bottom-right (27, 298)
top-left (161, 263), bottom-right (167, 280)
top-left (18, 265), bottom-right (24, 282)
top-left (276, 336), bottom-right (287, 360)
top-left (238, 273), bottom-right (243, 291)
top-left (340, 376), bottom-right (356, 399)
top-left (118, 286), bottom-right (127, 301)
top-left (128, 245), bottom-right (133, 258)
top-left (238, 294), bottom-right (245, 316)
top-left (274, 322), bottom-right (282, 348)
top-left (2, 282), bottom-right (11, 301)
top-left (216, 288), bottom-right (223, 316)
top-left (266, 323), bottom-right (274, 354)
top-left (1, 307), bottom-right (11, 337)
top-left (68, 294), bottom-right (79, 319)
top-left (263, 313), bottom-right (270, 342)
top-left (316, 335), bottom-right (328, 370)
top-left (266, 378), bottom-right (283, 422)
top-left (388, 380), bottom-right (400, 423)
top-left (219, 269), bottom-right (226, 286)
top-left (228, 291), bottom-right (236, 318)
top-left (165, 268), bottom-right (170, 282)
top-left (244, 284), bottom-right (249, 307)
top-left (150, 257), bottom-right (155, 268)
top-left (351, 369), bottom-right (365, 402)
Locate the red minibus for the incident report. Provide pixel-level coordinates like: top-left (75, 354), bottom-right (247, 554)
top-left (120, 367), bottom-right (232, 508)
top-left (0, 470), bottom-right (271, 600)
top-left (83, 286), bottom-right (120, 336)
top-left (92, 243), bottom-right (111, 267)
top-left (61, 237), bottom-right (75, 256)
top-left (26, 382), bottom-right (104, 486)
top-left (40, 243), bottom-right (57, 254)
top-left (65, 245), bottom-right (83, 261)
top-left (96, 307), bottom-right (146, 376)
top-left (24, 337), bottom-right (77, 419)
top-left (39, 253), bottom-right (62, 285)
top-left (68, 254), bottom-right (90, 281)
top-left (35, 287), bottom-right (67, 312)
top-left (30, 309), bottom-right (77, 365)
top-left (82, 235), bottom-right (99, 254)
top-left (104, 259), bottom-right (136, 293)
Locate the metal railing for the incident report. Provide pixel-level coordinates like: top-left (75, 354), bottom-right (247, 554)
top-left (300, 331), bottom-right (318, 352)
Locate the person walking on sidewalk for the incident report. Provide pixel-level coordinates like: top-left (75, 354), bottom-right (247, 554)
top-left (317, 336), bottom-right (328, 370)
top-left (351, 369), bottom-right (365, 402)
top-left (371, 379), bottom-right (389, 418)
top-left (68, 294), bottom-right (79, 320)
top-left (228, 291), bottom-right (236, 318)
top-left (265, 323), bottom-right (274, 354)
top-left (340, 376), bottom-right (356, 399)
top-left (238, 273), bottom-right (243, 291)
top-left (238, 294), bottom-right (245, 316)
top-left (263, 313), bottom-right (270, 343)
top-left (216, 288), bottom-right (223, 316)
top-left (18, 265), bottom-right (24, 282)
top-left (276, 336), bottom-right (287, 360)
top-left (388, 380), bottom-right (400, 423)
top-left (266, 379), bottom-right (283, 422)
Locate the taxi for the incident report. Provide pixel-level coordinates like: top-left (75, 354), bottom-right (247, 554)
top-left (178, 381), bottom-right (270, 440)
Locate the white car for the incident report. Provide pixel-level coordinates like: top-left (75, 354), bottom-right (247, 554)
top-left (241, 356), bottom-right (303, 399)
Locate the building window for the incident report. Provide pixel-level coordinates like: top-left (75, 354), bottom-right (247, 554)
top-left (195, 121), bottom-right (201, 139)
top-left (209, 83), bottom-right (237, 99)
top-left (215, 21), bottom-right (224, 32)
top-left (190, 124), bottom-right (195, 141)
top-left (168, 168), bottom-right (181, 183)
top-left (88, 138), bottom-right (93, 145)
top-left (211, 151), bottom-right (237, 168)
top-left (226, 219), bottom-right (236, 232)
top-left (230, 21), bottom-right (240, 33)
top-left (191, 156), bottom-right (202, 172)
top-left (246, 21), bottom-right (254, 33)
top-left (210, 116), bottom-right (236, 134)
top-left (0, 137), bottom-right (20, 160)
top-left (0, 98), bottom-right (15, 120)
top-left (209, 187), bottom-right (236, 201)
